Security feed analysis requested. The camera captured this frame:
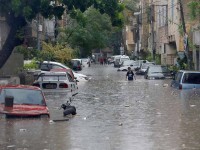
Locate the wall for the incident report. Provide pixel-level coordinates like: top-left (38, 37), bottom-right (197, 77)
top-left (0, 51), bottom-right (24, 76)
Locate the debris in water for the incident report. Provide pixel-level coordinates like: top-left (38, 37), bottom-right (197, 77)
top-left (49, 120), bottom-right (55, 124)
top-left (163, 84), bottom-right (168, 87)
top-left (7, 145), bottom-right (15, 148)
top-left (125, 105), bottom-right (130, 107)
top-left (83, 117), bottom-right (87, 120)
top-left (155, 84), bottom-right (159, 86)
top-left (119, 123), bottom-right (123, 126)
top-left (19, 129), bottom-right (27, 132)
top-left (190, 105), bottom-right (196, 107)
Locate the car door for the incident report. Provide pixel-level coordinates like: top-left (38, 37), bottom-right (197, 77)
top-left (67, 73), bottom-right (77, 96)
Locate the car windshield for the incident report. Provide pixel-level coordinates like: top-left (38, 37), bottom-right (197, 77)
top-left (123, 60), bottom-right (134, 66)
top-left (121, 58), bottom-right (129, 62)
top-left (0, 88), bottom-right (45, 105)
top-left (38, 75), bottom-right (67, 81)
top-left (142, 63), bottom-right (154, 69)
top-left (149, 66), bottom-right (163, 73)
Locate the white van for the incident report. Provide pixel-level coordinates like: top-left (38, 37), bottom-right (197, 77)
top-left (119, 55), bottom-right (130, 66)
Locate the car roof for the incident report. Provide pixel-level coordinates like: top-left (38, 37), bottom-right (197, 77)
top-left (179, 70), bottom-right (200, 73)
top-left (0, 85), bottom-right (41, 90)
top-left (42, 61), bottom-right (70, 69)
top-left (40, 71), bottom-right (67, 75)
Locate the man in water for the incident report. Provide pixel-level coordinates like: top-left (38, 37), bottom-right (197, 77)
top-left (126, 67), bottom-right (136, 81)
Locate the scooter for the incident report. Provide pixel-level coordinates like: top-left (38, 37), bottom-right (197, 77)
top-left (60, 101), bottom-right (76, 116)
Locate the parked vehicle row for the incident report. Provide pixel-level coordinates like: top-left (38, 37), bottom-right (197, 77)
top-left (0, 59), bottom-right (90, 119)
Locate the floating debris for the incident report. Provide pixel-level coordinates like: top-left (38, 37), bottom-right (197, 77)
top-left (19, 129), bottom-right (27, 132)
top-left (163, 84), bottom-right (168, 87)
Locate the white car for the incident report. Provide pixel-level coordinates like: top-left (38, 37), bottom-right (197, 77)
top-left (118, 60), bottom-right (137, 71)
top-left (33, 71), bottom-right (78, 96)
top-left (39, 61), bottom-right (89, 82)
top-left (73, 71), bottom-right (89, 82)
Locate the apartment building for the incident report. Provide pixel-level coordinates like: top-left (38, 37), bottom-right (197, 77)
top-left (140, 0), bottom-right (197, 66)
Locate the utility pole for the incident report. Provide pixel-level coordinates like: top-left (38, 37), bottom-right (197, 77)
top-left (151, 2), bottom-right (156, 62)
top-left (36, 14), bottom-right (40, 50)
top-left (179, 0), bottom-right (191, 69)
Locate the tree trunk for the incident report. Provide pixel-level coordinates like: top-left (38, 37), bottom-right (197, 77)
top-left (0, 13), bottom-right (26, 69)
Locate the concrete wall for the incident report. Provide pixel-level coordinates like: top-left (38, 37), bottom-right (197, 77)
top-left (0, 16), bottom-right (10, 51)
top-left (0, 52), bottom-right (24, 76)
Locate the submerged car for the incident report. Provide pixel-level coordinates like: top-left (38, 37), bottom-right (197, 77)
top-left (136, 62), bottom-right (155, 75)
top-left (0, 85), bottom-right (50, 118)
top-left (33, 71), bottom-right (78, 96)
top-left (117, 60), bottom-right (137, 71)
top-left (144, 65), bottom-right (167, 79)
top-left (171, 70), bottom-right (200, 89)
top-left (71, 59), bottom-right (82, 71)
top-left (38, 61), bottom-right (88, 82)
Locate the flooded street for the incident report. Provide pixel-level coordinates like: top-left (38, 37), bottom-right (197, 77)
top-left (1, 64), bottom-right (200, 150)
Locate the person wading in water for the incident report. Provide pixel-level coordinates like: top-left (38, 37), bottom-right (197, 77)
top-left (126, 67), bottom-right (136, 81)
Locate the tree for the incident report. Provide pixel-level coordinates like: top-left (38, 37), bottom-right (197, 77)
top-left (0, 0), bottom-right (65, 68)
top-left (59, 7), bottom-right (112, 57)
top-left (188, 1), bottom-right (200, 20)
top-left (0, 0), bottom-right (124, 68)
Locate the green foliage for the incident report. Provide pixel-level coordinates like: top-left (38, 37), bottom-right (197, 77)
top-left (23, 59), bottom-right (38, 70)
top-left (15, 45), bottom-right (38, 60)
top-left (59, 7), bottom-right (112, 57)
top-left (188, 1), bottom-right (200, 20)
top-left (38, 42), bottom-right (78, 64)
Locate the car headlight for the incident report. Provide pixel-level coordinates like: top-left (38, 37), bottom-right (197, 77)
top-left (0, 113), bottom-right (6, 119)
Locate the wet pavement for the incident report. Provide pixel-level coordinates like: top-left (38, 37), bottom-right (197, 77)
top-left (1, 64), bottom-right (200, 150)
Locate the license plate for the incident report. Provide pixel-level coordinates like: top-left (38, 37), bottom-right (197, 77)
top-left (43, 83), bottom-right (57, 89)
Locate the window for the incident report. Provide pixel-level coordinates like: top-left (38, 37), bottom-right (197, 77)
top-left (175, 72), bottom-right (183, 82)
top-left (182, 73), bottom-right (200, 84)
top-left (171, 0), bottom-right (174, 22)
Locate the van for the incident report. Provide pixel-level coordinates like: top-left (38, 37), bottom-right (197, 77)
top-left (171, 70), bottom-right (200, 89)
top-left (119, 56), bottom-right (130, 66)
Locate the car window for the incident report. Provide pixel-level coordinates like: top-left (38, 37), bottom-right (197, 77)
top-left (175, 72), bottom-right (183, 82)
top-left (38, 75), bottom-right (67, 81)
top-left (41, 64), bottom-right (52, 71)
top-left (149, 66), bottom-right (162, 73)
top-left (3, 89), bottom-right (45, 105)
top-left (0, 89), bottom-right (4, 103)
top-left (182, 73), bottom-right (200, 84)
top-left (52, 65), bottom-right (64, 69)
top-left (67, 73), bottom-right (74, 82)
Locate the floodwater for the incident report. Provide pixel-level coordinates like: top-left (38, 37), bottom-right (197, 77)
top-left (1, 64), bottom-right (200, 150)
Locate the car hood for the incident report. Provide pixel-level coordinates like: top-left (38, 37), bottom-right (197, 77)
top-left (0, 104), bottom-right (49, 116)
top-left (149, 72), bottom-right (164, 77)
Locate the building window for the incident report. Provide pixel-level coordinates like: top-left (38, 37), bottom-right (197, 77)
top-left (171, 0), bottom-right (174, 22)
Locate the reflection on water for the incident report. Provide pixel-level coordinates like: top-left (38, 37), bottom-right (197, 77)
top-left (0, 65), bottom-right (200, 150)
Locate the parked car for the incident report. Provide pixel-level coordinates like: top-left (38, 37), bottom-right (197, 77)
top-left (38, 61), bottom-right (88, 82)
top-left (119, 55), bottom-right (130, 66)
top-left (144, 65), bottom-right (167, 79)
top-left (39, 61), bottom-right (70, 71)
top-left (71, 59), bottom-right (82, 71)
top-left (0, 85), bottom-right (50, 118)
top-left (113, 55), bottom-right (130, 68)
top-left (117, 60), bottom-right (137, 71)
top-left (171, 70), bottom-right (200, 89)
top-left (33, 71), bottom-right (78, 96)
top-left (136, 62), bottom-right (155, 75)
